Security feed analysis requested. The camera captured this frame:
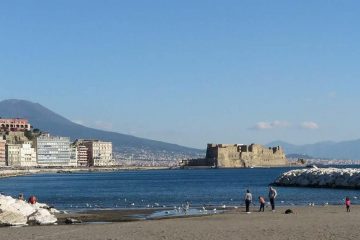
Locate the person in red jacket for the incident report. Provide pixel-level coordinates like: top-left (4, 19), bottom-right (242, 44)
top-left (345, 197), bottom-right (351, 212)
top-left (28, 195), bottom-right (37, 204)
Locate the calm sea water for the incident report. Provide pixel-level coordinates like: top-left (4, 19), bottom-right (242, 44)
top-left (0, 167), bottom-right (359, 210)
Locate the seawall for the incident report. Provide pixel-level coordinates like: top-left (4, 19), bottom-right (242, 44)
top-left (0, 166), bottom-right (169, 179)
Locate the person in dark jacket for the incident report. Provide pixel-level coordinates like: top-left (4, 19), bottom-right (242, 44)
top-left (268, 186), bottom-right (277, 211)
top-left (244, 189), bottom-right (252, 213)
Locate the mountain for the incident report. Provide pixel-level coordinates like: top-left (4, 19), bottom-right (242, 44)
top-left (0, 99), bottom-right (203, 156)
top-left (268, 140), bottom-right (360, 160)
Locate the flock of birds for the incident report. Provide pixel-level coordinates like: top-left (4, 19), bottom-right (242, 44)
top-left (68, 195), bottom-right (360, 212)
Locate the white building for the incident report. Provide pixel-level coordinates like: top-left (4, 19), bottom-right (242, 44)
top-left (0, 140), bottom-right (5, 166)
top-left (6, 144), bottom-right (20, 166)
top-left (81, 140), bottom-right (115, 166)
top-left (35, 134), bottom-right (72, 167)
top-left (69, 145), bottom-right (78, 167)
top-left (6, 142), bottom-right (37, 167)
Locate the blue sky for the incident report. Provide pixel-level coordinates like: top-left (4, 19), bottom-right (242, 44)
top-left (1, 0), bottom-right (360, 148)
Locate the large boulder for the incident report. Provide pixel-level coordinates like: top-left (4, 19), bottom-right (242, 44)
top-left (28, 208), bottom-right (57, 225)
top-left (0, 194), bottom-right (58, 226)
top-left (0, 210), bottom-right (28, 226)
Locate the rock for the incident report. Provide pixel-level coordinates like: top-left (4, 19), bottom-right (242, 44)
top-left (0, 211), bottom-right (28, 226)
top-left (0, 194), bottom-right (58, 226)
top-left (6, 200), bottom-right (37, 216)
top-left (284, 209), bottom-right (294, 214)
top-left (28, 209), bottom-right (57, 225)
top-left (65, 218), bottom-right (82, 224)
top-left (49, 207), bottom-right (60, 214)
top-left (0, 195), bottom-right (16, 208)
top-left (274, 168), bottom-right (360, 189)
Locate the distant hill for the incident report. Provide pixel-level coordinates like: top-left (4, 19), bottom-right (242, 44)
top-left (0, 99), bottom-right (203, 156)
top-left (268, 140), bottom-right (360, 160)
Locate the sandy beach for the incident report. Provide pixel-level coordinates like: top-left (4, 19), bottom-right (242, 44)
top-left (1, 205), bottom-right (359, 240)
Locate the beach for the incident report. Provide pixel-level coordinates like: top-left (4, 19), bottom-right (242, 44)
top-left (1, 205), bottom-right (359, 240)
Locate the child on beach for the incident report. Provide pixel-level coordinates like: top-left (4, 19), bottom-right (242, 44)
top-left (258, 196), bottom-right (265, 212)
top-left (345, 197), bottom-right (351, 212)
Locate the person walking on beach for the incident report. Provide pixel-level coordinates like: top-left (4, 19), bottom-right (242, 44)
top-left (268, 186), bottom-right (277, 211)
top-left (258, 196), bottom-right (265, 212)
top-left (244, 189), bottom-right (252, 213)
top-left (345, 197), bottom-right (351, 212)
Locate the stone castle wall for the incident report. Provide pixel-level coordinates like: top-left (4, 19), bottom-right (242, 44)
top-left (205, 143), bottom-right (288, 168)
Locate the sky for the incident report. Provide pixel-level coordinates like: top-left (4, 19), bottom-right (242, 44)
top-left (1, 0), bottom-right (360, 148)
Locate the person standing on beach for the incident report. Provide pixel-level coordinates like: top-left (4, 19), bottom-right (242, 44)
top-left (244, 189), bottom-right (252, 213)
top-left (258, 196), bottom-right (265, 212)
top-left (345, 197), bottom-right (351, 212)
top-left (268, 186), bottom-right (277, 211)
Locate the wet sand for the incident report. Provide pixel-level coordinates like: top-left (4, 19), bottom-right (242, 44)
top-left (56, 208), bottom-right (159, 223)
top-left (1, 205), bottom-right (359, 240)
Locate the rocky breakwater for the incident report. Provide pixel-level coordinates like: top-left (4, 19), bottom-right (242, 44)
top-left (274, 168), bottom-right (360, 189)
top-left (0, 194), bottom-right (58, 226)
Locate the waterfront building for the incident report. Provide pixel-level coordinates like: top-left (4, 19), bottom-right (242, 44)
top-left (6, 143), bottom-right (37, 167)
top-left (35, 134), bottom-right (71, 167)
top-left (81, 140), bottom-right (115, 166)
top-left (6, 144), bottom-right (20, 166)
top-left (19, 142), bottom-right (37, 167)
top-left (0, 140), bottom-right (6, 166)
top-left (69, 145), bottom-right (78, 167)
top-left (0, 118), bottom-right (31, 132)
top-left (73, 140), bottom-right (89, 167)
top-left (2, 131), bottom-right (29, 144)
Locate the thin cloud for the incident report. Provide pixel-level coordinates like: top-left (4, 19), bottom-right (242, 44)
top-left (94, 120), bottom-right (113, 131)
top-left (328, 91), bottom-right (337, 98)
top-left (72, 119), bottom-right (114, 131)
top-left (72, 120), bottom-right (85, 125)
top-left (252, 120), bottom-right (290, 130)
top-left (300, 121), bottom-right (319, 129)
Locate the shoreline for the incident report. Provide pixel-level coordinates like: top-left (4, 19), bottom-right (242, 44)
top-left (0, 166), bottom-right (170, 179)
top-left (55, 203), bottom-right (356, 225)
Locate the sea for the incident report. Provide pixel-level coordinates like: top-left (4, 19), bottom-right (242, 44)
top-left (0, 167), bottom-right (359, 211)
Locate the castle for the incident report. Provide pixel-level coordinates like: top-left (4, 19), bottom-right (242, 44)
top-left (182, 143), bottom-right (288, 168)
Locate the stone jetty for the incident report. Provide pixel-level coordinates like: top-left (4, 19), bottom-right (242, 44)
top-left (274, 167), bottom-right (360, 189)
top-left (0, 194), bottom-right (58, 226)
